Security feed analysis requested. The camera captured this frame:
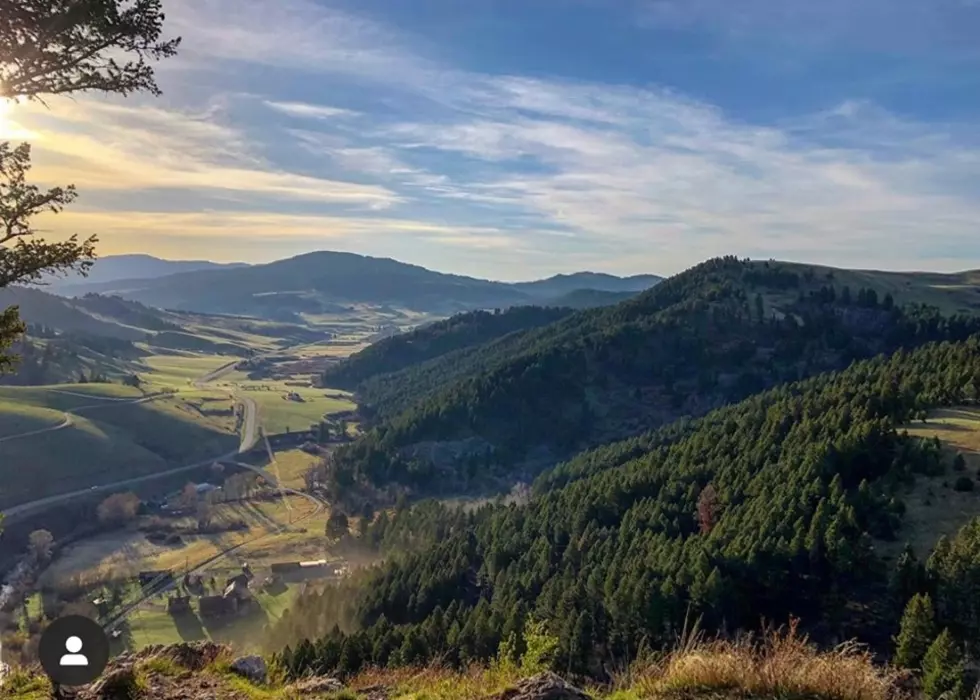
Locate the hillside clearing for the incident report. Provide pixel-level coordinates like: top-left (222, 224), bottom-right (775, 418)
top-left (889, 406), bottom-right (980, 559)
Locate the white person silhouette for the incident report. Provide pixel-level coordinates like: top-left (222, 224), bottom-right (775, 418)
top-left (59, 636), bottom-right (89, 667)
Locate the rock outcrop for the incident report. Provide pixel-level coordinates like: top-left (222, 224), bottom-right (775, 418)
top-left (493, 672), bottom-right (593, 700)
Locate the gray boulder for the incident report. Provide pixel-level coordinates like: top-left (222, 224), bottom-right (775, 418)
top-left (229, 654), bottom-right (267, 684)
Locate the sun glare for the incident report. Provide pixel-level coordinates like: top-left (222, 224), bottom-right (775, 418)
top-left (0, 98), bottom-right (33, 140)
top-left (0, 98), bottom-right (13, 137)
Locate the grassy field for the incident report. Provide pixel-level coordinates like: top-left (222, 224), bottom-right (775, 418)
top-left (774, 263), bottom-right (980, 316)
top-left (0, 383), bottom-right (143, 408)
top-left (124, 580), bottom-right (303, 651)
top-left (43, 491), bottom-right (330, 586)
top-left (139, 353), bottom-right (236, 388)
top-left (0, 402), bottom-right (67, 439)
top-left (267, 449), bottom-right (320, 490)
top-left (239, 382), bottom-right (355, 435)
top-left (888, 406), bottom-right (980, 559)
top-left (292, 338), bottom-right (371, 358)
top-left (0, 383), bottom-right (238, 509)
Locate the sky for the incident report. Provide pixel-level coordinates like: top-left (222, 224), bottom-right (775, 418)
top-left (2, 0), bottom-right (980, 281)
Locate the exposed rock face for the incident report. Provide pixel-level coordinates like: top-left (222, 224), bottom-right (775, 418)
top-left (229, 655), bottom-right (267, 684)
top-left (493, 672), bottom-right (593, 700)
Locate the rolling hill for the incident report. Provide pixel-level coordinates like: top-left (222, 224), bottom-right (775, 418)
top-left (0, 383), bottom-right (238, 509)
top-left (49, 250), bottom-right (664, 317)
top-left (322, 306), bottom-right (577, 390)
top-left (45, 254), bottom-right (248, 293)
top-left (271, 334), bottom-right (980, 683)
top-left (0, 287), bottom-right (155, 341)
top-left (325, 257), bottom-right (980, 497)
top-left (0, 287), bottom-right (263, 385)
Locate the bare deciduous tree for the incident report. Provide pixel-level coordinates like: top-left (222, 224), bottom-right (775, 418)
top-left (27, 528), bottom-right (53, 562)
top-left (97, 492), bottom-right (140, 527)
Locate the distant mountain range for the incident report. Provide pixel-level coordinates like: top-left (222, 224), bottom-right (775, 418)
top-left (45, 254), bottom-right (248, 293)
top-left (50, 251), bottom-right (664, 317)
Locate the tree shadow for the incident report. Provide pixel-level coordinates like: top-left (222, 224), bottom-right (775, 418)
top-left (171, 611), bottom-right (207, 641)
top-left (199, 602), bottom-right (270, 646)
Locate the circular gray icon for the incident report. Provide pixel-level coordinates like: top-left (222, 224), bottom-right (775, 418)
top-left (38, 615), bottom-right (110, 687)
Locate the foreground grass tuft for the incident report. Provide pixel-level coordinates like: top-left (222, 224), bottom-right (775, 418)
top-left (0, 667), bottom-right (51, 699)
top-left (0, 626), bottom-right (906, 699)
top-left (622, 621), bottom-right (900, 700)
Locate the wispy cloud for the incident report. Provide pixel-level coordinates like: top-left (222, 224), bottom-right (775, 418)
top-left (7, 0), bottom-right (980, 276)
top-left (16, 98), bottom-right (400, 208)
top-left (265, 101), bottom-right (359, 120)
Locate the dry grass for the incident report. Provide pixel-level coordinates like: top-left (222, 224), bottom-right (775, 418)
top-left (345, 663), bottom-right (528, 700)
top-left (622, 620), bottom-right (901, 700)
top-left (322, 623), bottom-right (902, 700)
top-left (889, 406), bottom-right (980, 559)
top-left (0, 625), bottom-right (913, 700)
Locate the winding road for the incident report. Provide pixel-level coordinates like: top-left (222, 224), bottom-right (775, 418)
top-left (0, 392), bottom-right (167, 446)
top-left (1, 348), bottom-right (333, 631)
top-left (0, 364), bottom-right (260, 522)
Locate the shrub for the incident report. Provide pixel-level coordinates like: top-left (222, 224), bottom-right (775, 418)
top-left (954, 476), bottom-right (975, 492)
top-left (953, 453), bottom-right (967, 472)
top-left (97, 492), bottom-right (141, 527)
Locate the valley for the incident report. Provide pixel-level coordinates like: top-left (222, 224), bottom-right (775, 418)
top-left (4, 2), bottom-right (980, 695)
top-left (3, 253), bottom-right (980, 699)
top-left (0, 292), bottom-right (397, 658)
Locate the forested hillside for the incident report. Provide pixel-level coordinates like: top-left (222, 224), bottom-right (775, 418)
top-left (272, 337), bottom-right (980, 686)
top-left (323, 306), bottom-right (575, 389)
top-left (326, 257), bottom-right (980, 498)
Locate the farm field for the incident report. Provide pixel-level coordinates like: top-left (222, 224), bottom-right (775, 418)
top-left (138, 353), bottom-right (237, 389)
top-left (267, 449), bottom-right (320, 490)
top-left (42, 491), bottom-right (330, 587)
top-left (238, 382), bottom-right (355, 435)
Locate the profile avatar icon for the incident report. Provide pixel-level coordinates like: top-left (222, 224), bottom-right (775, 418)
top-left (60, 635), bottom-right (89, 667)
top-left (39, 615), bottom-right (109, 686)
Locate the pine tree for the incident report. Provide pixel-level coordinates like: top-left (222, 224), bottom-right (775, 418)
top-left (894, 593), bottom-right (936, 669)
top-left (921, 629), bottom-right (964, 700)
top-left (890, 543), bottom-right (924, 603)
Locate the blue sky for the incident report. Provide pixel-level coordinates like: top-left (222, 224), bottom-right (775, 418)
top-left (4, 0), bottom-right (980, 280)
